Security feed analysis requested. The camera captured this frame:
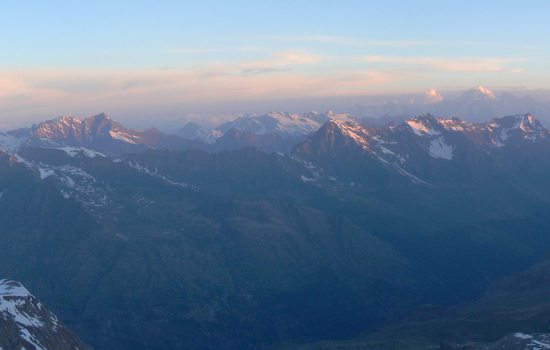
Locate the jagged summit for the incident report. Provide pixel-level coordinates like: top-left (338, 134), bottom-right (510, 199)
top-left (403, 114), bottom-right (476, 136)
top-left (18, 113), bottom-right (193, 154)
top-left (404, 114), bottom-right (442, 136)
top-left (487, 113), bottom-right (548, 143)
top-left (401, 113), bottom-right (547, 145)
top-left (300, 113), bottom-right (547, 156)
top-left (33, 114), bottom-right (122, 146)
top-left (491, 113), bottom-right (542, 129)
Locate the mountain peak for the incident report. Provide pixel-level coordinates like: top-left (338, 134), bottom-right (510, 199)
top-left (34, 116), bottom-right (83, 140)
top-left (325, 119), bottom-right (371, 149)
top-left (0, 279), bottom-right (31, 298)
top-left (424, 89), bottom-right (443, 103)
top-left (41, 113), bottom-right (116, 130)
top-left (86, 112), bottom-right (112, 123)
top-left (404, 114), bottom-right (442, 136)
top-left (487, 113), bottom-right (547, 143)
top-left (57, 115), bottom-right (81, 124)
top-left (460, 86), bottom-right (496, 101)
top-left (490, 113), bottom-right (542, 128)
top-left (326, 110), bottom-right (356, 122)
top-left (404, 114), bottom-right (476, 137)
top-left (475, 85), bottom-right (495, 98)
top-left (84, 113), bottom-right (118, 129)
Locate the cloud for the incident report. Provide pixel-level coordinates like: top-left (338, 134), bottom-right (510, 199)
top-left (234, 50), bottom-right (322, 76)
top-left (276, 51), bottom-right (321, 64)
top-left (239, 67), bottom-right (290, 76)
top-left (0, 61), bottom-right (390, 123)
top-left (261, 35), bottom-right (434, 48)
top-left (0, 78), bottom-right (29, 97)
top-left (365, 56), bottom-right (522, 73)
top-left (167, 48), bottom-right (220, 54)
top-left (0, 51), bottom-right (532, 125)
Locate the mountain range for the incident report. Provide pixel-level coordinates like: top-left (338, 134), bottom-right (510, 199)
top-left (2, 110), bottom-right (550, 349)
top-left (0, 111), bottom-right (354, 156)
top-left (178, 110), bottom-right (356, 152)
top-left (357, 86), bottom-right (550, 125)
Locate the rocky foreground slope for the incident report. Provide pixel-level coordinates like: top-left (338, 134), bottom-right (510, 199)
top-left (0, 279), bottom-right (90, 350)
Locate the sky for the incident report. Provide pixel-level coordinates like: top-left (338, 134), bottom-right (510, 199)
top-left (1, 0), bottom-right (550, 127)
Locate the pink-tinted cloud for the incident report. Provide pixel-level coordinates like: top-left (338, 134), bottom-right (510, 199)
top-left (365, 56), bottom-right (522, 73)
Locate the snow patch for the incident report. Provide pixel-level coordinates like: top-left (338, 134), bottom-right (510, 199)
top-left (428, 137), bottom-right (454, 160)
top-left (38, 168), bottom-right (55, 179)
top-left (515, 333), bottom-right (534, 340)
top-left (58, 146), bottom-right (105, 158)
top-left (109, 130), bottom-right (137, 144)
top-left (19, 328), bottom-right (46, 350)
top-left (128, 161), bottom-right (191, 189)
top-left (378, 146), bottom-right (395, 155)
top-left (0, 280), bottom-right (45, 339)
top-left (513, 333), bottom-right (550, 349)
top-left (392, 164), bottom-right (429, 184)
top-left (0, 133), bottom-right (24, 153)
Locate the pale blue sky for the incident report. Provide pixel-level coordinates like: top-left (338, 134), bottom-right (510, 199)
top-left (0, 0), bottom-right (549, 125)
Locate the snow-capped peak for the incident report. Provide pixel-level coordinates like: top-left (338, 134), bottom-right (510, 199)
top-left (27, 113), bottom-right (151, 149)
top-left (325, 110), bottom-right (356, 122)
top-left (58, 115), bottom-right (82, 125)
top-left (460, 86), bottom-right (496, 101)
top-left (486, 113), bottom-right (547, 144)
top-left (327, 119), bottom-right (371, 149)
top-left (0, 279), bottom-right (31, 298)
top-left (214, 111), bottom-right (357, 139)
top-left (424, 89), bottom-right (443, 103)
top-left (475, 86), bottom-right (496, 99)
top-left (488, 113), bottom-right (543, 131)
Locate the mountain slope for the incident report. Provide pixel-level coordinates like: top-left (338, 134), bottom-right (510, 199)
top-left (276, 253), bottom-right (550, 349)
top-left (0, 279), bottom-right (91, 350)
top-left (0, 147), bottom-right (423, 350)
